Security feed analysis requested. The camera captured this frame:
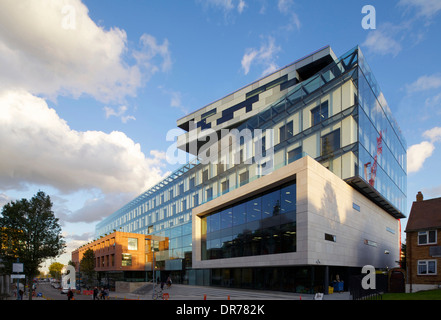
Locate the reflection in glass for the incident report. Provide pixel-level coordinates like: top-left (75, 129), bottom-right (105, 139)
top-left (202, 181), bottom-right (296, 260)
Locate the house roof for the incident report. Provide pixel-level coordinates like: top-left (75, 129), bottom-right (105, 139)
top-left (405, 197), bottom-right (441, 232)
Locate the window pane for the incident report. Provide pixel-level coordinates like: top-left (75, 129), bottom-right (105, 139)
top-left (418, 261), bottom-right (427, 274)
top-left (246, 197), bottom-right (261, 222)
top-left (311, 101), bottom-right (329, 126)
top-left (280, 183), bottom-right (296, 214)
top-left (128, 238), bottom-right (138, 250)
top-left (122, 253), bottom-right (132, 266)
top-left (262, 190), bottom-right (281, 218)
top-left (321, 128), bottom-right (340, 156)
top-left (287, 147), bottom-right (302, 164)
top-left (233, 203), bottom-right (246, 226)
top-left (209, 213), bottom-right (220, 232)
top-left (418, 232), bottom-right (427, 245)
top-left (428, 261), bottom-right (436, 274)
top-left (220, 208), bottom-right (232, 229)
top-left (429, 230), bottom-right (436, 243)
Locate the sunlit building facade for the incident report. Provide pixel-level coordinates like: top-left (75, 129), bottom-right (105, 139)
top-left (94, 46), bottom-right (406, 293)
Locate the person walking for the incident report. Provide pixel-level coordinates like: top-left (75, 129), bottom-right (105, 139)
top-left (93, 287), bottom-right (98, 300)
top-left (67, 288), bottom-right (74, 300)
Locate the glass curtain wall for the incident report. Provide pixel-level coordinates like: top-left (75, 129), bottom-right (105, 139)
top-left (201, 181), bottom-right (297, 260)
top-left (357, 50), bottom-right (407, 214)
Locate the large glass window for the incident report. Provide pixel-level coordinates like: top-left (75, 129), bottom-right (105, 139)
top-left (202, 181), bottom-right (296, 260)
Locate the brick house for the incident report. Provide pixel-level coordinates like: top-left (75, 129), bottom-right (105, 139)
top-left (405, 192), bottom-right (441, 293)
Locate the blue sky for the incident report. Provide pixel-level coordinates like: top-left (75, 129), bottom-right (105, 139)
top-left (0, 0), bottom-right (440, 267)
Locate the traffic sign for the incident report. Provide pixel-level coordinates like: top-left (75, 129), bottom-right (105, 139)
top-left (12, 263), bottom-right (23, 273)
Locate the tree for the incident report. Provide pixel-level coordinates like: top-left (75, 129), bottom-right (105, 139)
top-left (48, 262), bottom-right (64, 279)
top-left (0, 191), bottom-right (65, 300)
top-left (80, 248), bottom-right (96, 288)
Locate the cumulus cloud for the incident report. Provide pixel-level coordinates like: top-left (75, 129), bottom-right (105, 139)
top-left (0, 0), bottom-right (170, 104)
top-left (241, 36), bottom-right (281, 76)
top-left (362, 28), bottom-right (402, 57)
top-left (0, 89), bottom-right (168, 195)
top-left (407, 141), bottom-right (435, 173)
top-left (56, 193), bottom-right (136, 224)
top-left (407, 126), bottom-right (441, 173)
top-left (406, 74), bottom-right (441, 93)
top-left (423, 127), bottom-right (441, 143)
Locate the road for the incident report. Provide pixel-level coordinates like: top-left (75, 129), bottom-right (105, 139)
top-left (36, 282), bottom-right (97, 300)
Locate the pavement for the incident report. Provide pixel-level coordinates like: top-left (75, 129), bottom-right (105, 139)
top-left (5, 283), bottom-right (352, 301)
top-left (107, 283), bottom-right (352, 300)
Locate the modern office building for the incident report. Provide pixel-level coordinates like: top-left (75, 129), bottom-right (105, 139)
top-left (93, 45), bottom-right (407, 293)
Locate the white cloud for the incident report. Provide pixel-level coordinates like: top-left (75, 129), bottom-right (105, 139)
top-left (0, 0), bottom-right (171, 104)
top-left (133, 34), bottom-right (172, 79)
top-left (0, 193), bottom-right (13, 208)
top-left (0, 89), bottom-right (168, 195)
top-left (241, 50), bottom-right (258, 75)
top-left (277, 0), bottom-right (301, 30)
top-left (103, 105), bottom-right (136, 123)
top-left (423, 127), bottom-right (441, 142)
top-left (362, 29), bottom-right (402, 57)
top-left (198, 0), bottom-right (246, 14)
top-left (398, 0), bottom-right (441, 18)
top-left (57, 192), bottom-right (135, 224)
top-left (407, 127), bottom-right (441, 173)
top-left (406, 74), bottom-right (441, 93)
top-left (407, 141), bottom-right (435, 173)
top-left (241, 36), bottom-right (281, 76)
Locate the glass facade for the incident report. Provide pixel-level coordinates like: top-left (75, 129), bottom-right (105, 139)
top-left (357, 49), bottom-right (407, 214)
top-left (94, 46), bottom-right (407, 286)
top-left (201, 181), bottom-right (296, 260)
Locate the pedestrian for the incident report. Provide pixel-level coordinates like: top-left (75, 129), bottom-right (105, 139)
top-left (67, 288), bottom-right (74, 300)
top-left (166, 276), bottom-right (172, 288)
top-left (100, 288), bottom-right (105, 300)
top-left (93, 287), bottom-right (98, 300)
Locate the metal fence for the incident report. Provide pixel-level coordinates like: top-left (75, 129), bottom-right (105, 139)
top-left (349, 274), bottom-right (388, 300)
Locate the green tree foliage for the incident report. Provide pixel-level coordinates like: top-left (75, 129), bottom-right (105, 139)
top-left (80, 248), bottom-right (96, 287)
top-left (48, 262), bottom-right (64, 279)
top-left (0, 191), bottom-right (65, 300)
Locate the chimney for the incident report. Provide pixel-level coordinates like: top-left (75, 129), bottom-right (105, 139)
top-left (416, 191), bottom-right (424, 202)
